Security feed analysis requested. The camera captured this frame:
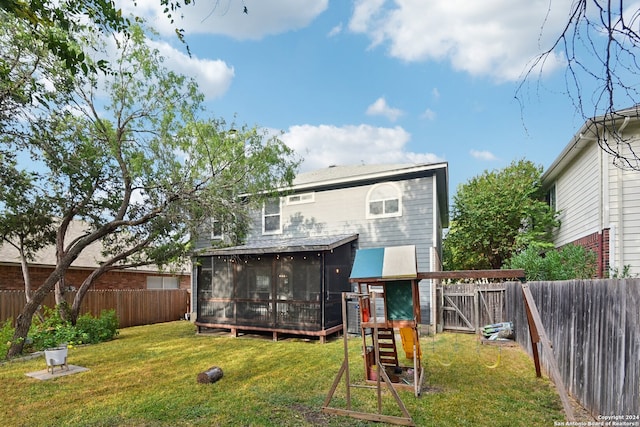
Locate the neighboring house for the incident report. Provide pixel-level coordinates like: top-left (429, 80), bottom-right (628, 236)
top-left (192, 162), bottom-right (449, 341)
top-left (0, 220), bottom-right (190, 292)
top-left (542, 106), bottom-right (640, 277)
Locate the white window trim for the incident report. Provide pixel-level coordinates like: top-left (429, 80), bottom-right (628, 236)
top-left (210, 218), bottom-right (223, 240)
top-left (286, 192), bottom-right (315, 205)
top-left (365, 182), bottom-right (403, 219)
top-left (262, 197), bottom-right (283, 235)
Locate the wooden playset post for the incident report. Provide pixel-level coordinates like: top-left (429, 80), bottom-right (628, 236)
top-left (521, 283), bottom-right (575, 422)
top-left (322, 292), bottom-right (416, 427)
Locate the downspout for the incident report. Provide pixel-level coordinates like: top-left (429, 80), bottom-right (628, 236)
top-left (431, 177), bottom-right (438, 330)
top-left (615, 119), bottom-right (628, 272)
top-left (600, 135), bottom-right (607, 277)
top-left (618, 164), bottom-right (625, 270)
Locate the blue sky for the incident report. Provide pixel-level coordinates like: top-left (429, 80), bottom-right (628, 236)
top-left (123, 0), bottom-right (604, 194)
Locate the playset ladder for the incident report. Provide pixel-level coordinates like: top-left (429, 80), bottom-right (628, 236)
top-left (375, 327), bottom-right (399, 367)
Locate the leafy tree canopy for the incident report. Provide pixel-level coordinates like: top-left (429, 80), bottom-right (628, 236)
top-left (443, 159), bottom-right (559, 270)
top-left (0, 0), bottom-right (193, 75)
top-left (2, 18), bottom-right (299, 357)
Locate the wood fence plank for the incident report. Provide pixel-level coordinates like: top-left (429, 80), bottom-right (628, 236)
top-left (506, 279), bottom-right (640, 419)
top-left (0, 290), bottom-right (189, 328)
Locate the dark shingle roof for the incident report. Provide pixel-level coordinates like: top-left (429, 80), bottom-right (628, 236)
top-left (195, 234), bottom-right (358, 256)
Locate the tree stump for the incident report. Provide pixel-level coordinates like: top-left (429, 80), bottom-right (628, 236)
top-left (197, 366), bottom-right (223, 384)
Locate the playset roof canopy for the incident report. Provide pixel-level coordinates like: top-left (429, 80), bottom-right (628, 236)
top-left (350, 245), bottom-right (417, 281)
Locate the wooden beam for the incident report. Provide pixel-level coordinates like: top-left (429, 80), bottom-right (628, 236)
top-left (521, 283), bottom-right (575, 421)
top-left (418, 269), bottom-right (525, 280)
top-left (349, 270), bottom-right (525, 283)
top-left (321, 407), bottom-right (415, 426)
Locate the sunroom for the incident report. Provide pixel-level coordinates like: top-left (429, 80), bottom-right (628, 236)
top-left (193, 234), bottom-right (358, 342)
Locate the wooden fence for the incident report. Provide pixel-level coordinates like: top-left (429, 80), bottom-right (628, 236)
top-left (437, 283), bottom-right (506, 332)
top-left (505, 279), bottom-right (640, 418)
top-left (0, 289), bottom-right (190, 329)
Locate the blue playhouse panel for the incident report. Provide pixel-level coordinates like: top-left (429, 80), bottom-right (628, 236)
top-left (350, 245), bottom-right (417, 280)
top-left (349, 247), bottom-right (385, 279)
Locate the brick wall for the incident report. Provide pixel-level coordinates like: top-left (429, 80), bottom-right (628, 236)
top-left (0, 264), bottom-right (190, 291)
top-left (564, 228), bottom-right (610, 278)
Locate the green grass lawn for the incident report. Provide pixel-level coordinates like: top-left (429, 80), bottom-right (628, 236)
top-left (0, 321), bottom-right (565, 426)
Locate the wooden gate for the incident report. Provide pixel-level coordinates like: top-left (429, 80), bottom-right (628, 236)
top-left (437, 283), bottom-right (506, 333)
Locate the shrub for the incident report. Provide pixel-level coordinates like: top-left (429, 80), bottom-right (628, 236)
top-left (505, 244), bottom-right (597, 281)
top-left (0, 319), bottom-right (14, 357)
top-left (75, 309), bottom-right (119, 344)
top-left (29, 306), bottom-right (84, 350)
top-left (609, 264), bottom-right (637, 278)
top-left (28, 306), bottom-right (119, 351)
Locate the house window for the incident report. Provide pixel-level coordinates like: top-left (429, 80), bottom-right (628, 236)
top-left (366, 183), bottom-right (402, 218)
top-left (147, 276), bottom-right (179, 290)
top-left (263, 198), bottom-right (282, 234)
top-left (546, 184), bottom-right (557, 211)
top-left (211, 218), bottom-right (223, 240)
top-left (286, 192), bottom-right (314, 205)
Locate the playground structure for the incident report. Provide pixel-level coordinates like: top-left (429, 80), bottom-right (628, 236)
top-left (322, 245), bottom-right (424, 426)
top-left (323, 245), bottom-right (575, 425)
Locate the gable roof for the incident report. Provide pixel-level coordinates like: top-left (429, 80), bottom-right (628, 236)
top-left (0, 220), bottom-right (181, 274)
top-left (0, 220), bottom-right (101, 269)
top-left (542, 106), bottom-right (640, 185)
top-left (291, 162), bottom-right (449, 227)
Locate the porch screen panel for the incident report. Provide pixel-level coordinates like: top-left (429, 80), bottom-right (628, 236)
top-left (235, 256), bottom-right (273, 326)
top-left (212, 257), bottom-right (234, 298)
top-left (237, 256), bottom-right (273, 300)
top-left (292, 255), bottom-right (321, 301)
top-left (275, 255), bottom-right (322, 328)
top-left (197, 257), bottom-right (214, 318)
top-left (208, 257), bottom-right (235, 322)
top-left (324, 244), bottom-right (354, 329)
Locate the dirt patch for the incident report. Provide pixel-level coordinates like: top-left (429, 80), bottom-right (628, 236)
top-left (568, 394), bottom-right (596, 422)
top-left (290, 403), bottom-right (331, 426)
top-left (421, 384), bottom-right (445, 394)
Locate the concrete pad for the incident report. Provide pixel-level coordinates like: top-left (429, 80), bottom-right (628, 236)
top-left (25, 365), bottom-right (89, 380)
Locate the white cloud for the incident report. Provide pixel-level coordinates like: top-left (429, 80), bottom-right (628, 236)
top-left (279, 123), bottom-right (443, 172)
top-left (122, 0), bottom-right (329, 40)
top-left (348, 0), bottom-right (570, 82)
top-left (470, 149), bottom-right (498, 161)
top-left (366, 97), bottom-right (404, 121)
top-left (432, 88), bottom-right (440, 100)
top-left (328, 23), bottom-right (343, 37)
top-left (421, 108), bottom-right (436, 121)
top-left (148, 41), bottom-right (234, 100)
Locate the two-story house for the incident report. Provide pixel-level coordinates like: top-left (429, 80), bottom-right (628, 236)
top-left (542, 106), bottom-right (640, 277)
top-left (191, 162), bottom-right (449, 341)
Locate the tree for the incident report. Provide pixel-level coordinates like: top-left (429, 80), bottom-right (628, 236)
top-left (0, 153), bottom-right (56, 303)
top-left (0, 0), bottom-right (194, 78)
top-left (443, 159), bottom-right (559, 270)
top-left (519, 1), bottom-right (640, 169)
top-left (3, 22), bottom-right (299, 358)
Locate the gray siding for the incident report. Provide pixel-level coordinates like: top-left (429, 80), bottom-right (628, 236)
top-left (243, 175), bottom-right (437, 324)
top-left (246, 175), bottom-right (435, 272)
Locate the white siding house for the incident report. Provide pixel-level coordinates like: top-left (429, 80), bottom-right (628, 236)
top-left (542, 107), bottom-right (640, 277)
top-left (192, 163), bottom-right (449, 338)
